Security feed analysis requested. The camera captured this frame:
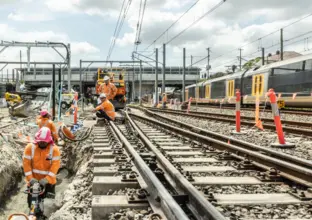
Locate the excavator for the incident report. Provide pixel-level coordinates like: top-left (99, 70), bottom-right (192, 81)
top-left (5, 91), bottom-right (48, 117)
top-left (5, 92), bottom-right (22, 106)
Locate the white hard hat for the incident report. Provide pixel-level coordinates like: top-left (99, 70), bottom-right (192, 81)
top-left (104, 76), bottom-right (110, 81)
top-left (99, 93), bottom-right (106, 98)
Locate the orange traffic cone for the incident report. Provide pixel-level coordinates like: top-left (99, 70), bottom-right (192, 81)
top-left (255, 120), bottom-right (264, 131)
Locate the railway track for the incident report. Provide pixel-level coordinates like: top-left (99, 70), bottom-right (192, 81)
top-left (124, 109), bottom-right (312, 219)
top-left (194, 104), bottom-right (312, 116)
top-left (138, 106), bottom-right (312, 160)
top-left (87, 108), bottom-right (312, 219)
top-left (145, 107), bottom-right (312, 137)
top-left (90, 118), bottom-right (225, 220)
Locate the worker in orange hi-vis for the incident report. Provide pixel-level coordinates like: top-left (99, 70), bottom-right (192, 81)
top-left (162, 93), bottom-right (167, 108)
top-left (99, 76), bottom-right (117, 101)
top-left (23, 127), bottom-right (60, 208)
top-left (92, 93), bottom-right (116, 121)
top-left (36, 110), bottom-right (59, 142)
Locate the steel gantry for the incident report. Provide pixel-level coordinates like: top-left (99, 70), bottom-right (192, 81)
top-left (0, 41), bottom-right (71, 88)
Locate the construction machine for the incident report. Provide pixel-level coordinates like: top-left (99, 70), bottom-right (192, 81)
top-left (95, 68), bottom-right (127, 110)
top-left (5, 91), bottom-right (49, 117)
top-left (5, 92), bottom-right (22, 106)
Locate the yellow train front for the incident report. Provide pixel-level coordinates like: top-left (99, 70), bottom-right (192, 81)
top-left (95, 68), bottom-right (127, 110)
top-left (185, 53), bottom-right (312, 109)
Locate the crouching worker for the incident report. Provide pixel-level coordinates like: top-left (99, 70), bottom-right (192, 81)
top-left (92, 93), bottom-right (116, 121)
top-left (23, 127), bottom-right (61, 208)
top-left (37, 110), bottom-right (59, 142)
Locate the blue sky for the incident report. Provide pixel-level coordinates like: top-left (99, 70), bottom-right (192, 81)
top-left (1, 0), bottom-right (312, 76)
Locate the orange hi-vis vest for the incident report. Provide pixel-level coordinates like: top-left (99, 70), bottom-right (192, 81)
top-left (95, 100), bottom-right (116, 120)
top-left (37, 118), bottom-right (59, 141)
top-left (23, 143), bottom-right (61, 185)
top-left (99, 83), bottom-right (117, 100)
top-left (163, 95), bottom-right (167, 103)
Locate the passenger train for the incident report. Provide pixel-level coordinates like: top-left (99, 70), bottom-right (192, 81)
top-left (186, 53), bottom-right (312, 108)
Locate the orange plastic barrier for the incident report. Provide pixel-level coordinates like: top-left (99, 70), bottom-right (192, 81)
top-left (267, 89), bottom-right (285, 144)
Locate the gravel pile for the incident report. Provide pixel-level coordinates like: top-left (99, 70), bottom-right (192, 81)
top-left (49, 139), bottom-right (93, 220)
top-left (0, 122), bottom-right (38, 209)
top-left (192, 106), bottom-right (312, 123)
top-left (217, 204), bottom-right (312, 219)
top-left (190, 170), bottom-right (259, 177)
top-left (155, 112), bottom-right (312, 160)
top-left (108, 208), bottom-right (152, 220)
top-left (197, 184), bottom-right (291, 194)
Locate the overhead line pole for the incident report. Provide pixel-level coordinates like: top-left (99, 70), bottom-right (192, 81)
top-left (280, 28), bottom-right (284, 61)
top-left (239, 48), bottom-right (243, 70)
top-left (139, 60), bottom-right (142, 105)
top-left (207, 48), bottom-right (210, 79)
top-left (162, 44), bottom-right (166, 94)
top-left (155, 48), bottom-right (159, 105)
top-left (182, 48), bottom-right (186, 102)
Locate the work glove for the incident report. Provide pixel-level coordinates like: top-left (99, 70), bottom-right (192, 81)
top-left (39, 178), bottom-right (49, 187)
top-left (29, 178), bottom-right (38, 186)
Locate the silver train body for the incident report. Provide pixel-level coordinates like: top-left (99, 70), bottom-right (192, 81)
top-left (186, 53), bottom-right (312, 108)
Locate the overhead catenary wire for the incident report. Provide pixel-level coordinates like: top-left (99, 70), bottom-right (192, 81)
top-left (142, 0), bottom-right (201, 52)
top-left (134, 0), bottom-right (147, 52)
top-left (165, 0), bottom-right (227, 45)
top-left (133, 0), bottom-right (143, 52)
top-left (193, 12), bottom-right (312, 69)
top-left (106, 0), bottom-right (132, 62)
top-left (106, 0), bottom-right (126, 62)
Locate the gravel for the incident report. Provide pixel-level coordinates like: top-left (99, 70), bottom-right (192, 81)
top-left (154, 111), bottom-right (312, 160)
top-left (217, 204), bottom-right (312, 219)
top-left (196, 184), bottom-right (292, 194)
top-left (108, 208), bottom-right (152, 220)
top-left (191, 106), bottom-right (312, 123)
top-left (49, 140), bottom-right (93, 220)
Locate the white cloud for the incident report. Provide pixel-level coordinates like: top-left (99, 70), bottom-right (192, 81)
top-left (107, 0), bottom-right (312, 72)
top-left (8, 11), bottom-right (53, 22)
top-left (3, 0), bottom-right (312, 74)
top-left (71, 42), bottom-right (100, 54)
top-left (116, 33), bottom-right (136, 47)
top-left (0, 23), bottom-right (100, 69)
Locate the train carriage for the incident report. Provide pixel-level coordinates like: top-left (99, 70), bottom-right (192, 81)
top-left (242, 53), bottom-right (312, 107)
top-left (185, 52), bottom-right (312, 108)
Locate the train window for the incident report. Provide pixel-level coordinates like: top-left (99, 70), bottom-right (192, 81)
top-left (211, 80), bottom-right (226, 99)
top-left (205, 85), bottom-right (210, 98)
top-left (227, 80), bottom-right (234, 97)
top-left (195, 87), bottom-right (200, 99)
top-left (268, 59), bottom-right (312, 96)
top-left (252, 74), bottom-right (264, 96)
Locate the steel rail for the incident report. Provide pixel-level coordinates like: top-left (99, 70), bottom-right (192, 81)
top-left (125, 112), bottom-right (227, 220)
top-left (109, 121), bottom-right (190, 220)
top-left (139, 107), bottom-right (312, 169)
top-left (0, 116), bottom-right (32, 130)
top-left (146, 107), bottom-right (312, 137)
top-left (147, 107), bottom-right (312, 127)
top-left (129, 110), bottom-right (312, 187)
top-left (192, 104), bottom-right (312, 116)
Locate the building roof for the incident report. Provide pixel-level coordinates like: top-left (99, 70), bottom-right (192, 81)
top-left (256, 51), bottom-right (302, 66)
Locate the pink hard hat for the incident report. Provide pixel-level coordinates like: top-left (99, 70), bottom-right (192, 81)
top-left (34, 127), bottom-right (54, 144)
top-left (40, 110), bottom-right (49, 116)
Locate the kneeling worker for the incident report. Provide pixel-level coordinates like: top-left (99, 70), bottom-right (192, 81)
top-left (23, 127), bottom-right (61, 208)
top-left (92, 93), bottom-right (116, 121)
top-left (37, 110), bottom-right (59, 142)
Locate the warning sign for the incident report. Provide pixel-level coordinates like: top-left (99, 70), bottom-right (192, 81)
top-left (277, 100), bottom-right (285, 109)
